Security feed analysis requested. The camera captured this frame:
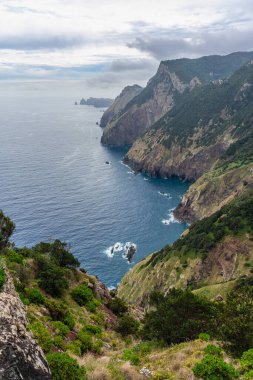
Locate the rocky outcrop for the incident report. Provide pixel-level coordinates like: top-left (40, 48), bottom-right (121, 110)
top-left (101, 62), bottom-right (200, 146)
top-left (79, 97), bottom-right (113, 108)
top-left (175, 163), bottom-right (253, 222)
top-left (124, 130), bottom-right (231, 181)
top-left (100, 85), bottom-right (142, 128)
top-left (0, 268), bottom-right (52, 380)
top-left (101, 52), bottom-right (253, 147)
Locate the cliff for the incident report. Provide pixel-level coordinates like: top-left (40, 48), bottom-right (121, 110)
top-left (101, 51), bottom-right (253, 147)
top-left (0, 266), bottom-right (52, 379)
top-left (100, 85), bottom-right (142, 128)
top-left (118, 189), bottom-right (253, 307)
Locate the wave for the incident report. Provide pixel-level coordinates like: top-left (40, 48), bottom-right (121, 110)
top-left (104, 241), bottom-right (137, 262)
top-left (162, 211), bottom-right (180, 225)
top-left (158, 191), bottom-right (172, 198)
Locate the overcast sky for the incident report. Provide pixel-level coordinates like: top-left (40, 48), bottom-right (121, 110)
top-left (1, 0), bottom-right (253, 95)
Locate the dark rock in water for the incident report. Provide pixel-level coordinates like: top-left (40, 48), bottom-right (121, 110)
top-left (96, 122), bottom-right (99, 125)
top-left (105, 161), bottom-right (110, 165)
top-left (0, 267), bottom-right (52, 379)
top-left (74, 101), bottom-right (78, 105)
top-left (125, 244), bottom-right (137, 263)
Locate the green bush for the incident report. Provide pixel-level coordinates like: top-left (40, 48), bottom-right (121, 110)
top-left (38, 264), bottom-right (69, 297)
top-left (199, 333), bottom-right (211, 341)
top-left (142, 289), bottom-right (220, 344)
top-left (116, 314), bottom-right (140, 337)
top-left (47, 352), bottom-right (86, 380)
top-left (193, 355), bottom-right (239, 380)
top-left (71, 283), bottom-right (93, 306)
top-left (204, 344), bottom-right (223, 357)
top-left (83, 324), bottom-right (102, 336)
top-left (0, 268), bottom-right (5, 290)
top-left (193, 355), bottom-right (239, 379)
top-left (49, 240), bottom-right (80, 268)
top-left (67, 340), bottom-right (82, 356)
top-left (86, 298), bottom-right (101, 312)
top-left (122, 349), bottom-right (140, 365)
top-left (51, 321), bottom-right (70, 336)
top-left (107, 297), bottom-right (128, 315)
top-left (77, 330), bottom-right (93, 353)
top-left (6, 250), bottom-right (23, 264)
top-left (25, 288), bottom-right (45, 305)
top-left (29, 321), bottom-right (53, 353)
top-left (45, 299), bottom-right (75, 330)
top-left (219, 285), bottom-right (253, 356)
top-left (0, 210), bottom-right (15, 249)
top-left (243, 370), bottom-right (253, 379)
top-left (53, 335), bottom-right (66, 350)
top-left (241, 349), bottom-right (253, 371)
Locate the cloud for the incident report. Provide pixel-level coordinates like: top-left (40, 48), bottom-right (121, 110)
top-left (127, 28), bottom-right (253, 60)
top-left (0, 34), bottom-right (87, 50)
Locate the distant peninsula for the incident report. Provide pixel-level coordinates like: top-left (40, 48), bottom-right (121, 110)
top-left (77, 97), bottom-right (114, 108)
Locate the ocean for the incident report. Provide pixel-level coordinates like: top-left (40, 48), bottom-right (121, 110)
top-left (0, 87), bottom-right (189, 287)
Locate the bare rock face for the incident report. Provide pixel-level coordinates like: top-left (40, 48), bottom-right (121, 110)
top-left (100, 85), bottom-right (142, 128)
top-left (0, 268), bottom-right (52, 380)
top-left (101, 63), bottom-right (200, 147)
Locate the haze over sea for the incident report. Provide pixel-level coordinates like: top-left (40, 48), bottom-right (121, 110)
top-left (0, 82), bottom-right (189, 287)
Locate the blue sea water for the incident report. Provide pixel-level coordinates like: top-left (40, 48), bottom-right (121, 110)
top-left (0, 92), bottom-right (189, 287)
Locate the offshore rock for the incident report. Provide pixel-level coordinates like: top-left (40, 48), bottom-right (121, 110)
top-left (0, 268), bottom-right (52, 380)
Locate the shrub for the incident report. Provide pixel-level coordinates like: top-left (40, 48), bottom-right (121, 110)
top-left (241, 349), bottom-right (253, 371)
top-left (107, 297), bottom-right (128, 315)
top-left (83, 324), bottom-right (102, 336)
top-left (29, 321), bottom-right (53, 353)
top-left (49, 240), bottom-right (80, 268)
top-left (122, 349), bottom-right (140, 365)
top-left (71, 283), bottom-right (93, 306)
top-left (0, 210), bottom-right (15, 249)
top-left (38, 264), bottom-right (69, 297)
top-left (53, 335), bottom-right (66, 350)
top-left (86, 299), bottom-right (101, 312)
top-left (6, 250), bottom-right (23, 264)
top-left (51, 321), bottom-right (70, 336)
top-left (204, 344), bottom-right (223, 357)
top-left (116, 315), bottom-right (139, 337)
top-left (67, 340), bottom-right (82, 356)
top-left (77, 330), bottom-right (93, 353)
top-left (219, 285), bottom-right (253, 356)
top-left (45, 299), bottom-right (75, 329)
top-left (0, 268), bottom-right (5, 290)
top-left (142, 289), bottom-right (221, 344)
top-left (193, 355), bottom-right (239, 380)
top-left (25, 288), bottom-right (45, 305)
top-left (199, 333), bottom-right (211, 341)
top-left (243, 370), bottom-right (253, 379)
top-left (47, 352), bottom-right (86, 380)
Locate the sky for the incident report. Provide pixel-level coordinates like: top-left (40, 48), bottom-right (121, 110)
top-left (0, 0), bottom-right (253, 96)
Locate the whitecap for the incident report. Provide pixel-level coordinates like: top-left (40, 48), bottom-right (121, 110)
top-left (162, 211), bottom-right (180, 225)
top-left (104, 241), bottom-right (137, 262)
top-left (158, 191), bottom-right (172, 198)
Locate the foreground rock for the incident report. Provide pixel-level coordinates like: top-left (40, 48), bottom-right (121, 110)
top-left (0, 268), bottom-right (52, 380)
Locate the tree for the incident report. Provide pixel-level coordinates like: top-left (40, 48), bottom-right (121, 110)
top-left (142, 289), bottom-right (221, 344)
top-left (0, 210), bottom-right (15, 249)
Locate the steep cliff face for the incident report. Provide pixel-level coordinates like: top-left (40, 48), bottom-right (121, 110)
top-left (118, 190), bottom-right (253, 306)
top-left (101, 51), bottom-right (253, 147)
top-left (100, 85), bottom-right (142, 128)
top-left (124, 60), bottom-right (253, 223)
top-left (0, 267), bottom-right (52, 380)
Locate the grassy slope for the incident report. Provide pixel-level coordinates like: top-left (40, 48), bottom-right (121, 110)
top-left (118, 190), bottom-right (253, 306)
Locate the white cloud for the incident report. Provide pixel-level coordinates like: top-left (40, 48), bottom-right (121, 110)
top-left (0, 0), bottom-right (252, 89)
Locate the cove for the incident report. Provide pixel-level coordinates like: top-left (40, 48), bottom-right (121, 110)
top-left (0, 91), bottom-right (189, 286)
